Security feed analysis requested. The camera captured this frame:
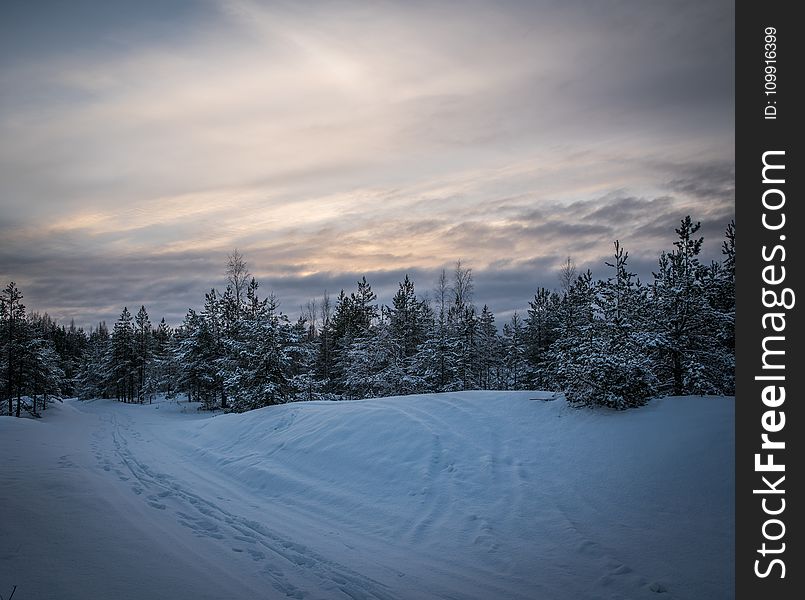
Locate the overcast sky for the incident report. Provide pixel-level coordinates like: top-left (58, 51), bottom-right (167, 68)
top-left (0, 0), bottom-right (734, 328)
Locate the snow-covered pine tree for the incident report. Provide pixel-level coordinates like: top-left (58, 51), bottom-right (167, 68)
top-left (18, 329), bottom-right (63, 414)
top-left (134, 305), bottom-right (152, 403)
top-left (342, 311), bottom-right (398, 399)
top-left (413, 269), bottom-right (455, 392)
top-left (389, 276), bottom-right (428, 360)
top-left (502, 312), bottom-right (527, 390)
top-left (147, 318), bottom-right (174, 398)
top-left (544, 269), bottom-right (596, 394)
top-left (1, 282), bottom-right (26, 416)
top-left (650, 216), bottom-right (733, 395)
top-left (566, 241), bottom-right (657, 409)
top-left (385, 276), bottom-right (431, 394)
top-left (524, 287), bottom-right (560, 387)
top-left (453, 305), bottom-right (478, 391)
top-left (76, 322), bottom-right (111, 400)
top-left (175, 309), bottom-right (219, 409)
top-left (330, 279), bottom-right (379, 397)
top-left (52, 319), bottom-right (87, 397)
top-left (313, 291), bottom-right (335, 394)
top-left (201, 289), bottom-right (230, 410)
top-left (442, 262), bottom-right (478, 391)
top-left (287, 314), bottom-right (319, 401)
top-left (109, 307), bottom-right (137, 403)
top-left (224, 288), bottom-right (294, 411)
top-left (702, 221), bottom-right (736, 390)
top-left (410, 311), bottom-right (451, 393)
top-left (476, 305), bottom-right (501, 390)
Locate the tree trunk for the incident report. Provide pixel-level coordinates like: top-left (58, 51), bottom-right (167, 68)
top-left (672, 350), bottom-right (683, 396)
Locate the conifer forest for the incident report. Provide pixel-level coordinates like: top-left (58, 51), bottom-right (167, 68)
top-left (2, 216), bottom-right (735, 416)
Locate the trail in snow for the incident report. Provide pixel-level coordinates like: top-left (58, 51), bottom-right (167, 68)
top-left (96, 409), bottom-right (394, 600)
top-left (0, 392), bottom-right (734, 600)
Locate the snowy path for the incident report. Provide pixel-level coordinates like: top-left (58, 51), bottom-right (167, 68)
top-left (1, 392), bottom-right (734, 599)
top-left (94, 409), bottom-right (396, 600)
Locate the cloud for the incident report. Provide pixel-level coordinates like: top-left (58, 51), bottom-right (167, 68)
top-left (0, 0), bottom-right (734, 327)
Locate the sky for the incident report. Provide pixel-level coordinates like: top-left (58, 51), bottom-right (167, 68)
top-left (0, 0), bottom-right (734, 328)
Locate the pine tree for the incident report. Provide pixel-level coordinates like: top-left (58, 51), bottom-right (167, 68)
top-left (524, 287), bottom-right (560, 387)
top-left (314, 291), bottom-right (335, 393)
top-left (109, 307), bottom-right (136, 402)
top-left (330, 279), bottom-right (379, 396)
top-left (389, 276), bottom-right (428, 360)
top-left (411, 307), bottom-right (450, 393)
top-left (545, 269), bottom-right (596, 393)
top-left (202, 289), bottom-right (229, 409)
top-left (454, 305), bottom-right (478, 391)
top-left (574, 241), bottom-right (657, 408)
top-left (438, 262), bottom-right (478, 391)
top-left (420, 269), bottom-right (453, 391)
top-left (476, 305), bottom-right (500, 390)
top-left (502, 312), bottom-right (527, 389)
top-left (175, 309), bottom-right (218, 408)
top-left (288, 315), bottom-right (319, 401)
top-left (76, 322), bottom-right (111, 400)
top-left (703, 221), bottom-right (736, 363)
top-left (342, 314), bottom-right (396, 399)
top-left (52, 319), bottom-right (87, 397)
top-left (224, 290), bottom-right (294, 410)
top-left (134, 305), bottom-right (152, 402)
top-left (650, 216), bottom-right (733, 395)
top-left (1, 282), bottom-right (26, 416)
top-left (148, 318), bottom-right (174, 398)
top-left (19, 330), bottom-right (63, 414)
top-left (385, 276), bottom-right (431, 393)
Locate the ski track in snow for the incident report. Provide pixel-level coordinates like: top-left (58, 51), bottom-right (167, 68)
top-left (93, 410), bottom-right (395, 600)
top-left (1, 392), bottom-right (735, 600)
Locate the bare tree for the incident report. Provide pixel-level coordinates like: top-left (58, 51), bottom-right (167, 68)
top-left (226, 249), bottom-right (251, 310)
top-left (435, 269), bottom-right (448, 318)
top-left (305, 298), bottom-right (319, 339)
top-left (451, 260), bottom-right (474, 309)
top-left (319, 292), bottom-right (331, 327)
top-left (558, 256), bottom-right (577, 294)
top-left (319, 291), bottom-right (332, 380)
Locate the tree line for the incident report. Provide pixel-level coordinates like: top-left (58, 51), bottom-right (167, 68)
top-left (1, 216), bottom-right (735, 415)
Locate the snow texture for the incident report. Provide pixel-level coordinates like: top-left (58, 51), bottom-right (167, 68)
top-left (0, 391), bottom-right (734, 599)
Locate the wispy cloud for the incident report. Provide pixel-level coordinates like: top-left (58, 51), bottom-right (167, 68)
top-left (0, 0), bottom-right (734, 326)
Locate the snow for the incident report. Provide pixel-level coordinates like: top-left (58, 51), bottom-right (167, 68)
top-left (0, 391), bottom-right (734, 600)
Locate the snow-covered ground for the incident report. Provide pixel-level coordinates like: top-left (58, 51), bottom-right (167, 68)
top-left (0, 392), bottom-right (734, 600)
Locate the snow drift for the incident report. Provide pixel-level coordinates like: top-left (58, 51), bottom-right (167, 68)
top-left (0, 391), bottom-right (734, 599)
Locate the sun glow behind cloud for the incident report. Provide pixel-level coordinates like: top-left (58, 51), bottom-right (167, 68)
top-left (0, 0), bottom-right (734, 326)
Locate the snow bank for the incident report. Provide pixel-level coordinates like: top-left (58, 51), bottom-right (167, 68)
top-left (0, 391), bottom-right (734, 599)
